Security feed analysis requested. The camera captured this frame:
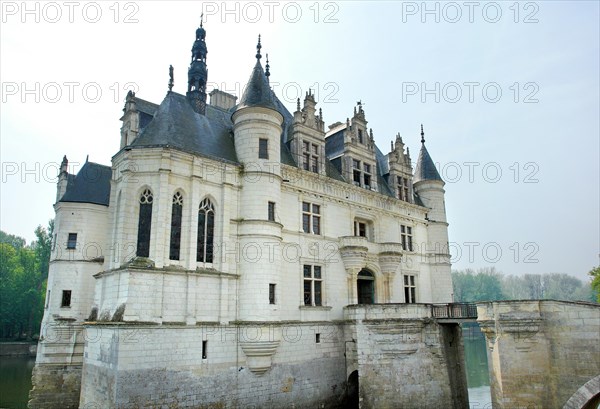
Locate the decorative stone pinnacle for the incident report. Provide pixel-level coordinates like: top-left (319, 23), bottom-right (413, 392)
top-left (265, 53), bottom-right (270, 79)
top-left (168, 65), bottom-right (174, 92)
top-left (421, 124), bottom-right (425, 144)
top-left (256, 34), bottom-right (262, 60)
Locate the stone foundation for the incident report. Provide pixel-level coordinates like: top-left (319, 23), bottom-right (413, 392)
top-left (28, 363), bottom-right (82, 409)
top-left (344, 304), bottom-right (469, 409)
top-left (79, 323), bottom-right (348, 408)
top-left (477, 300), bottom-right (600, 409)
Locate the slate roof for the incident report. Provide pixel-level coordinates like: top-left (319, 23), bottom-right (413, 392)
top-left (117, 59), bottom-right (438, 205)
top-left (237, 61), bottom-right (277, 111)
top-left (60, 161), bottom-right (112, 206)
top-left (413, 142), bottom-right (443, 183)
top-left (131, 92), bottom-right (238, 164)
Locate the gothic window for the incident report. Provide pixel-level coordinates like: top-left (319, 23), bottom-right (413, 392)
top-left (401, 225), bottom-right (413, 251)
top-left (404, 275), bottom-right (417, 303)
top-left (169, 192), bottom-right (183, 260)
top-left (67, 233), bottom-right (77, 250)
top-left (302, 202), bottom-right (321, 235)
top-left (259, 138), bottom-right (269, 159)
top-left (136, 189), bottom-right (153, 257)
top-left (197, 198), bottom-right (214, 263)
top-left (268, 201), bottom-right (276, 222)
top-left (303, 265), bottom-right (322, 306)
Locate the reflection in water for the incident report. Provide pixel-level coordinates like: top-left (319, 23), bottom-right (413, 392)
top-left (463, 323), bottom-right (492, 408)
top-left (0, 356), bottom-right (35, 409)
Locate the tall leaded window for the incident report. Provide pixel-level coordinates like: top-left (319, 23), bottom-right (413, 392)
top-left (303, 265), bottom-right (322, 306)
top-left (302, 202), bottom-right (320, 234)
top-left (169, 192), bottom-right (183, 260)
top-left (268, 202), bottom-right (276, 222)
top-left (136, 189), bottom-right (153, 257)
top-left (401, 225), bottom-right (413, 251)
top-left (259, 138), bottom-right (269, 159)
top-left (404, 275), bottom-right (416, 303)
top-left (197, 198), bottom-right (215, 263)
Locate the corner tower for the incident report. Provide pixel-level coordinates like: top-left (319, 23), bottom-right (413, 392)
top-left (231, 36), bottom-right (284, 322)
top-left (413, 125), bottom-right (452, 302)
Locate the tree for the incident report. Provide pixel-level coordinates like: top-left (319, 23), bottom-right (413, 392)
top-left (0, 222), bottom-right (52, 339)
top-left (452, 268), bottom-right (504, 302)
top-left (589, 266), bottom-right (600, 303)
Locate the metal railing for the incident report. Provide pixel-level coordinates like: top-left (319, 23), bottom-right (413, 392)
top-left (431, 303), bottom-right (477, 320)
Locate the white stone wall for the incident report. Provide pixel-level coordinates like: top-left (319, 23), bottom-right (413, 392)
top-left (80, 323), bottom-right (346, 408)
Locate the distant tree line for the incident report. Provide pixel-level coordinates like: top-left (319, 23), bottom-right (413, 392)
top-left (452, 267), bottom-right (599, 303)
top-left (0, 223), bottom-right (52, 340)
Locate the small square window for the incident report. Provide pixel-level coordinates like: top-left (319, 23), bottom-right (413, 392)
top-left (67, 233), bottom-right (77, 250)
top-left (61, 290), bottom-right (72, 307)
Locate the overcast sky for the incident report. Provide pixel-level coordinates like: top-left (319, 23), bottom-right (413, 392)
top-left (1, 1), bottom-right (598, 281)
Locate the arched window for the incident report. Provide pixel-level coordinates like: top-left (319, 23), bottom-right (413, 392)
top-left (169, 192), bottom-right (183, 260)
top-left (136, 189), bottom-right (153, 257)
top-left (357, 269), bottom-right (375, 304)
top-left (197, 198), bottom-right (214, 263)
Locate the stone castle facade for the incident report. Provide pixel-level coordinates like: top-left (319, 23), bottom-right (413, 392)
top-left (30, 22), bottom-right (455, 408)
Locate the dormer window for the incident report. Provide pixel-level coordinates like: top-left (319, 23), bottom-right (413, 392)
top-left (397, 176), bottom-right (410, 201)
top-left (351, 159), bottom-right (374, 190)
top-left (363, 164), bottom-right (372, 189)
top-left (302, 141), bottom-right (319, 173)
top-left (358, 129), bottom-right (364, 144)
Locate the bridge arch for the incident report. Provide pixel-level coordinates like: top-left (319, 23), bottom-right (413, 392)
top-left (563, 375), bottom-right (600, 409)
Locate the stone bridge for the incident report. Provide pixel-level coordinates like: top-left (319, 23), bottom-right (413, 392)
top-left (477, 300), bottom-right (600, 409)
top-left (344, 300), bottom-right (599, 409)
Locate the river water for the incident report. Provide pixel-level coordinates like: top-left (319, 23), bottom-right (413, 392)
top-left (1, 330), bottom-right (491, 408)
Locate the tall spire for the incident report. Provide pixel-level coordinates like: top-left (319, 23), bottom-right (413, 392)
top-left (187, 15), bottom-right (208, 114)
top-left (414, 125), bottom-right (442, 183)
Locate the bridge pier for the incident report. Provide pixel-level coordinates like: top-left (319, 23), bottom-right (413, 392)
top-left (476, 300), bottom-right (600, 409)
top-left (344, 303), bottom-right (471, 409)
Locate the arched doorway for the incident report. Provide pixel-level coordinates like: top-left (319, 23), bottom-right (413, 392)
top-left (346, 370), bottom-right (359, 409)
top-left (357, 269), bottom-right (375, 304)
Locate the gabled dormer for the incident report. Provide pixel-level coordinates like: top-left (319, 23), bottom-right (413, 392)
top-left (289, 90), bottom-right (326, 175)
top-left (326, 102), bottom-right (378, 191)
top-left (387, 133), bottom-right (414, 203)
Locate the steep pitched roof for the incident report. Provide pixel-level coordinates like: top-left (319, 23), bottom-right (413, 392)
top-left (131, 92), bottom-right (238, 164)
top-left (413, 143), bottom-right (443, 183)
top-left (60, 161), bottom-right (111, 206)
top-left (236, 61), bottom-right (277, 111)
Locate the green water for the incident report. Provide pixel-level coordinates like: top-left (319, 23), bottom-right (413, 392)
top-left (0, 356), bottom-right (34, 409)
top-left (463, 323), bottom-right (492, 408)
